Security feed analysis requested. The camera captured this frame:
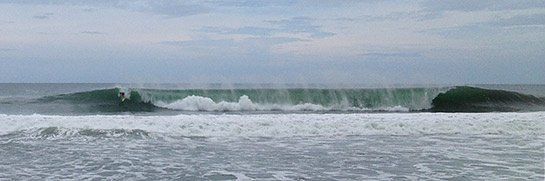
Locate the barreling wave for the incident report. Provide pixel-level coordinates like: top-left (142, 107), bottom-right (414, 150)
top-left (38, 88), bottom-right (159, 113)
top-left (37, 87), bottom-right (446, 113)
top-left (34, 86), bottom-right (545, 113)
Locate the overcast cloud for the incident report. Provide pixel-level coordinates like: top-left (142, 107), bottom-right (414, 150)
top-left (0, 0), bottom-right (543, 84)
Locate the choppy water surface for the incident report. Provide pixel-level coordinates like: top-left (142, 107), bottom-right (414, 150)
top-left (1, 113), bottom-right (543, 180)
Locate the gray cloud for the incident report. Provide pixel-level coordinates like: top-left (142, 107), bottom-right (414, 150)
top-left (80, 31), bottom-right (106, 35)
top-left (33, 15), bottom-right (48, 19)
top-left (209, 0), bottom-right (296, 8)
top-left (82, 8), bottom-right (95, 12)
top-left (423, 13), bottom-right (545, 39)
top-left (160, 39), bottom-right (235, 47)
top-left (354, 11), bottom-right (441, 22)
top-left (422, 0), bottom-right (545, 12)
top-left (33, 13), bottom-right (54, 19)
top-left (120, 1), bottom-right (209, 17)
top-left (362, 52), bottom-right (421, 57)
top-left (414, 0), bottom-right (545, 21)
top-left (200, 26), bottom-right (277, 36)
top-left (158, 37), bottom-right (302, 60)
top-left (0, 0), bottom-right (117, 6)
top-left (487, 14), bottom-right (545, 27)
top-left (266, 17), bottom-right (335, 38)
top-left (199, 17), bottom-right (335, 40)
top-left (0, 0), bottom-right (209, 17)
top-left (0, 48), bottom-right (17, 52)
top-left (267, 17), bottom-right (317, 32)
top-left (333, 0), bottom-right (545, 23)
top-left (361, 52), bottom-right (423, 60)
top-left (160, 37), bottom-right (300, 48)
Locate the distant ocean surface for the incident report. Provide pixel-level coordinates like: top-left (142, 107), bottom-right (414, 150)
top-left (1, 83), bottom-right (544, 180)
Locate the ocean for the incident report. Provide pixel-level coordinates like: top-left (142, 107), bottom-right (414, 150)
top-left (0, 83), bottom-right (544, 180)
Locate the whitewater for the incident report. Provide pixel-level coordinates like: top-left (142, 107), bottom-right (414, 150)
top-left (1, 112), bottom-right (544, 180)
top-left (1, 113), bottom-right (544, 138)
top-left (1, 84), bottom-right (544, 180)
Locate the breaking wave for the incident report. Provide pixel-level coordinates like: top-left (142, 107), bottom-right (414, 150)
top-left (31, 86), bottom-right (545, 113)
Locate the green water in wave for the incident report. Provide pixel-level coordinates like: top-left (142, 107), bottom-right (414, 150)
top-left (22, 85), bottom-right (545, 113)
top-left (39, 88), bottom-right (157, 112)
top-left (431, 86), bottom-right (545, 112)
top-left (135, 88), bottom-right (444, 110)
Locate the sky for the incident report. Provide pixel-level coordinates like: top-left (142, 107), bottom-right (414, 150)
top-left (0, 0), bottom-right (544, 84)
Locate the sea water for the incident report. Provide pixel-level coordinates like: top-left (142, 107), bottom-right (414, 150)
top-left (0, 83), bottom-right (543, 180)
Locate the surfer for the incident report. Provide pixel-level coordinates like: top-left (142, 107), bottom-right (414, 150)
top-left (119, 92), bottom-right (126, 102)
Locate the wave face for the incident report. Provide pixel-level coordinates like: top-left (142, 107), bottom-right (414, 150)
top-left (431, 86), bottom-right (545, 112)
top-left (35, 87), bottom-right (447, 113)
top-left (38, 88), bottom-right (158, 113)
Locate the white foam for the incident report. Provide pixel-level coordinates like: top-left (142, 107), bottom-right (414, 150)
top-left (156, 95), bottom-right (260, 111)
top-left (154, 95), bottom-right (408, 112)
top-left (0, 112), bottom-right (543, 138)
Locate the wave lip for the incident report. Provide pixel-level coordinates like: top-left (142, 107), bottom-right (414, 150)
top-left (430, 86), bottom-right (545, 112)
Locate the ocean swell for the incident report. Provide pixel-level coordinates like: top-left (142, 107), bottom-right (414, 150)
top-left (28, 86), bottom-right (545, 113)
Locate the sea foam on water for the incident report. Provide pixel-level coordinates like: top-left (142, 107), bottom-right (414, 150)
top-left (1, 112), bottom-right (543, 139)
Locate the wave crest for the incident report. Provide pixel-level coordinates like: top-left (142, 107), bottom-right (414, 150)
top-left (31, 86), bottom-right (545, 113)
